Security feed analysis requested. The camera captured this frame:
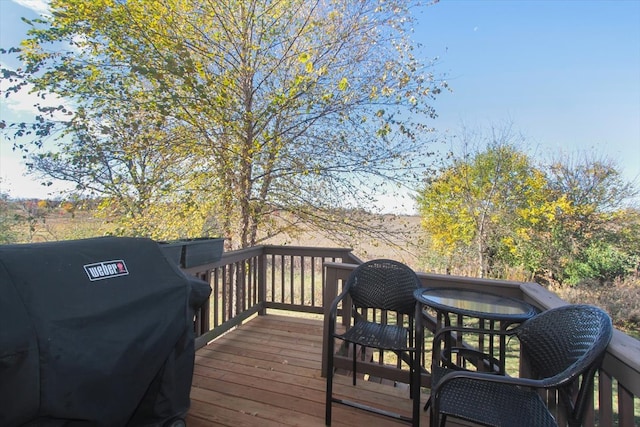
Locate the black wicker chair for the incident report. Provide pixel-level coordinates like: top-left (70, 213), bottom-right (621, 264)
top-left (429, 304), bottom-right (613, 427)
top-left (325, 259), bottom-right (422, 426)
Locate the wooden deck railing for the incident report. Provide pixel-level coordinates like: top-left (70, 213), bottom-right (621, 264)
top-left (183, 245), bottom-right (639, 427)
top-left (183, 245), bottom-right (361, 348)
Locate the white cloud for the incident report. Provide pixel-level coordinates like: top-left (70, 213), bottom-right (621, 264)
top-left (12, 0), bottom-right (49, 16)
top-left (374, 190), bottom-right (417, 215)
top-left (1, 61), bottom-right (71, 120)
top-left (1, 56), bottom-right (76, 199)
top-left (0, 153), bottom-right (75, 199)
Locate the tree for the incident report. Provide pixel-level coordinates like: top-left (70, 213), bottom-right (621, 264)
top-left (417, 125), bottom-right (545, 278)
top-left (2, 0), bottom-right (444, 248)
top-left (31, 101), bottom-right (216, 238)
top-left (545, 153), bottom-right (639, 284)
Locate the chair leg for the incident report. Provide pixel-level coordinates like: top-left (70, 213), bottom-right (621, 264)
top-left (409, 352), bottom-right (414, 397)
top-left (423, 396), bottom-right (431, 411)
top-left (352, 343), bottom-right (357, 386)
top-left (325, 337), bottom-right (335, 426)
top-left (325, 372), bottom-right (333, 425)
top-left (429, 399), bottom-right (447, 427)
top-left (412, 350), bottom-right (420, 427)
top-left (429, 398), bottom-right (438, 427)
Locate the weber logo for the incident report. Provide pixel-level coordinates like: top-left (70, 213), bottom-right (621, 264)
top-left (84, 260), bottom-right (129, 281)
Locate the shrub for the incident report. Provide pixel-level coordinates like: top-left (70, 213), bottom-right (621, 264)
top-left (565, 242), bottom-right (634, 285)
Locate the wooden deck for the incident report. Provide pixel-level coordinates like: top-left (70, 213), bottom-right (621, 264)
top-left (185, 314), bottom-right (436, 427)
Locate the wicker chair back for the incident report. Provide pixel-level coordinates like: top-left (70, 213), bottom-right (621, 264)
top-left (346, 259), bottom-right (420, 315)
top-left (517, 304), bottom-right (613, 384)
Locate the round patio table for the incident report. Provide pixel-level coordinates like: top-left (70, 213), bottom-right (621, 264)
top-left (414, 287), bottom-right (538, 374)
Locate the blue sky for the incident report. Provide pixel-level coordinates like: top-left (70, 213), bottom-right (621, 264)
top-left (1, 0), bottom-right (639, 208)
top-left (414, 1), bottom-right (640, 186)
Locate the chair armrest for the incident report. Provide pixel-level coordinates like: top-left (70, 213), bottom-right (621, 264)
top-left (434, 368), bottom-right (545, 397)
top-left (431, 324), bottom-right (519, 374)
top-left (326, 284), bottom-right (352, 336)
top-left (432, 325), bottom-right (590, 390)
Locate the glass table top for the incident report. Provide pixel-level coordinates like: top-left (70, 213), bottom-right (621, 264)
top-left (414, 288), bottom-right (538, 321)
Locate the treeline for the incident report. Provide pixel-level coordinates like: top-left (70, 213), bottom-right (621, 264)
top-left (416, 129), bottom-right (640, 287)
top-left (0, 195), bottom-right (108, 243)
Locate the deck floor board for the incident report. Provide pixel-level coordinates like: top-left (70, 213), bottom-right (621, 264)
top-left (186, 314), bottom-right (438, 426)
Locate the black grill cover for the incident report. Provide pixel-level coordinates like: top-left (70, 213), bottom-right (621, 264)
top-left (0, 237), bottom-right (212, 426)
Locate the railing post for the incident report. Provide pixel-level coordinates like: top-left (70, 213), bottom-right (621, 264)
top-left (322, 264), bottom-right (339, 378)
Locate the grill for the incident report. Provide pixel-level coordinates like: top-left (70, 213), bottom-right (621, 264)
top-left (0, 236), bottom-right (212, 426)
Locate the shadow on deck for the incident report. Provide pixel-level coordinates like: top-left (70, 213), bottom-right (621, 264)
top-left (185, 314), bottom-right (447, 427)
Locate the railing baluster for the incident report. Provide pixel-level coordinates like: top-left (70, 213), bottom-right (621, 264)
top-left (311, 256), bottom-right (317, 306)
top-left (290, 255), bottom-right (294, 304)
top-left (598, 370), bottom-right (614, 426)
top-left (618, 381), bottom-right (635, 427)
top-left (300, 256), bottom-right (305, 306)
top-left (280, 255), bottom-right (285, 304)
top-left (213, 267), bottom-right (219, 328)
